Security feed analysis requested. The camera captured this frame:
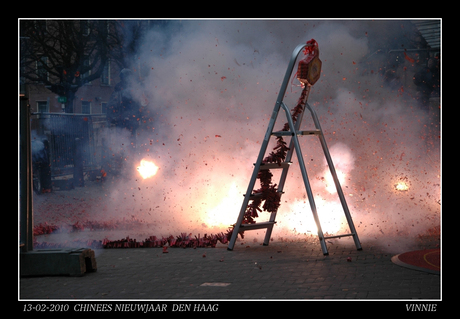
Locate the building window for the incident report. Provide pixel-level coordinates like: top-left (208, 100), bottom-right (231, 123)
top-left (81, 101), bottom-right (91, 114)
top-left (101, 60), bottom-right (110, 85)
top-left (37, 101), bottom-right (48, 113)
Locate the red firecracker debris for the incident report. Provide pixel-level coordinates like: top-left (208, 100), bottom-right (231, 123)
top-left (99, 230), bottom-right (233, 250)
top-left (403, 52), bottom-right (415, 64)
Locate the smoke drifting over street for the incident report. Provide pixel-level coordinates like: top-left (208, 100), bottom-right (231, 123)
top-left (34, 20), bottom-right (440, 252)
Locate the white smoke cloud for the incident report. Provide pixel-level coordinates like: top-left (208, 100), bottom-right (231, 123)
top-left (35, 20), bottom-right (440, 252)
top-left (117, 21), bottom-right (439, 248)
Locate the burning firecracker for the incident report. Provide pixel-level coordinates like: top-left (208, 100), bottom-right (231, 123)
top-left (137, 159), bottom-right (159, 179)
top-left (395, 182), bottom-right (409, 191)
top-left (394, 175), bottom-right (411, 192)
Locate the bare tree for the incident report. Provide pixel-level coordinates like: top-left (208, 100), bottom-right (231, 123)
top-left (20, 20), bottom-right (118, 113)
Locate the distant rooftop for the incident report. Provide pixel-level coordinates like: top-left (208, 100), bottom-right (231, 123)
top-left (412, 20), bottom-right (440, 49)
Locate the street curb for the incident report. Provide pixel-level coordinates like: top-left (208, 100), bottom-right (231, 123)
top-left (391, 254), bottom-right (440, 275)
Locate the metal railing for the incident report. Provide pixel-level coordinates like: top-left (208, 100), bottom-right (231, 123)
top-left (30, 112), bottom-right (107, 176)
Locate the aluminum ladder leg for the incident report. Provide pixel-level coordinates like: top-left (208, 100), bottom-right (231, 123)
top-left (305, 102), bottom-right (362, 251)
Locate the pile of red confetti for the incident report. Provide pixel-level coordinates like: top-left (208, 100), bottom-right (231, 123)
top-left (33, 219), bottom-right (232, 249)
top-left (33, 231), bottom-right (231, 250)
top-left (103, 232), bottom-right (230, 249)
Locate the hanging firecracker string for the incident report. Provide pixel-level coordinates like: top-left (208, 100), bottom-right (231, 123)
top-left (240, 85), bottom-right (309, 226)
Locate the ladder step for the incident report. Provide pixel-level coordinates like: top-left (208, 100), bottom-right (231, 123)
top-left (271, 129), bottom-right (322, 137)
top-left (256, 162), bottom-right (292, 170)
top-left (299, 129), bottom-right (322, 136)
top-left (247, 191), bottom-right (284, 199)
top-left (323, 233), bottom-right (355, 240)
top-left (239, 221), bottom-right (276, 231)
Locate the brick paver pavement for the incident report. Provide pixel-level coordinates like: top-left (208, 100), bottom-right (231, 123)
top-left (20, 237), bottom-right (440, 300)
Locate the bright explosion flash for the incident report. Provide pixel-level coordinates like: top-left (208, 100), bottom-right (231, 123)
top-left (394, 181), bottom-right (409, 191)
top-left (394, 175), bottom-right (410, 192)
top-left (137, 159), bottom-right (159, 179)
top-left (204, 183), bottom-right (240, 228)
top-left (285, 198), bottom-right (347, 235)
top-left (324, 170), bottom-right (346, 194)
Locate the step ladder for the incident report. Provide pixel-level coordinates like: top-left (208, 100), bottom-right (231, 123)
top-left (227, 42), bottom-right (362, 255)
